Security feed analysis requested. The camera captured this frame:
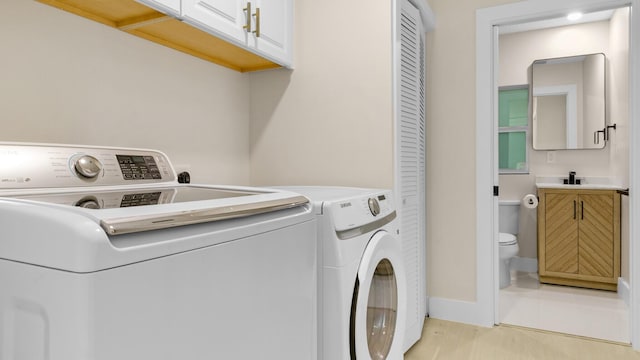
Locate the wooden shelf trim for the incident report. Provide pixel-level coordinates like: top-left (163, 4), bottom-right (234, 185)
top-left (36, 0), bottom-right (281, 72)
top-left (117, 13), bottom-right (171, 31)
top-left (38, 0), bottom-right (119, 27)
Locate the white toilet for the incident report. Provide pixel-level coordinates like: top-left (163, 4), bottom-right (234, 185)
top-left (499, 200), bottom-right (520, 289)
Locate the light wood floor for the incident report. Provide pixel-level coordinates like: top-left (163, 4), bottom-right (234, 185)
top-left (405, 318), bottom-right (640, 359)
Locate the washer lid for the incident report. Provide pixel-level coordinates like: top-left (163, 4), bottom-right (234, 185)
top-left (499, 233), bottom-right (517, 245)
top-left (0, 186), bottom-right (312, 273)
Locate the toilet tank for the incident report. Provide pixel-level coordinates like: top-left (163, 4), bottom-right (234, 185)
top-left (499, 200), bottom-right (520, 235)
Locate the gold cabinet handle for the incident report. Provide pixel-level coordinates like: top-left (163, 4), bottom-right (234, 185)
top-left (253, 7), bottom-right (260, 37)
top-left (243, 2), bottom-right (252, 32)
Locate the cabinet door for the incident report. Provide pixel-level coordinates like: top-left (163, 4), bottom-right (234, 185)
top-left (182, 0), bottom-right (248, 44)
top-left (578, 193), bottom-right (615, 278)
top-left (137, 0), bottom-right (181, 16)
top-left (542, 192), bottom-right (579, 275)
top-left (250, 0), bottom-right (292, 66)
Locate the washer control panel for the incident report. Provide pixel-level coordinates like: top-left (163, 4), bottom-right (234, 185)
top-left (116, 155), bottom-right (162, 180)
top-left (0, 143), bottom-right (176, 190)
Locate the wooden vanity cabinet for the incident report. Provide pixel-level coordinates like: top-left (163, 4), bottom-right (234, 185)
top-left (537, 188), bottom-right (620, 291)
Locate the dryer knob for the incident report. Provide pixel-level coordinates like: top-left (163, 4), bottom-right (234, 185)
top-left (368, 197), bottom-right (381, 216)
top-left (74, 155), bottom-right (102, 178)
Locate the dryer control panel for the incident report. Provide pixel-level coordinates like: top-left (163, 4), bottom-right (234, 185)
top-left (0, 143), bottom-right (176, 191)
top-left (329, 190), bottom-right (395, 234)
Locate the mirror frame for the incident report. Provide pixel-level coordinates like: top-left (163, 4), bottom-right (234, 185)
top-left (531, 53), bottom-right (606, 150)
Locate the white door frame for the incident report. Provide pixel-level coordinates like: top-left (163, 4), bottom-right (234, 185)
top-left (476, 0), bottom-right (640, 348)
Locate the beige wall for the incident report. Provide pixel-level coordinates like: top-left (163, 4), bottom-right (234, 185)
top-left (248, 0), bottom-right (393, 188)
top-left (499, 22), bottom-right (610, 85)
top-left (10, 0), bottom-right (628, 311)
top-left (0, 0), bottom-right (251, 185)
top-left (500, 21), bottom-right (611, 196)
top-left (251, 0), bottom-right (517, 303)
top-left (426, 0), bottom-right (517, 302)
top-left (498, 20), bottom-right (624, 260)
top-left (7, 0), bottom-right (481, 306)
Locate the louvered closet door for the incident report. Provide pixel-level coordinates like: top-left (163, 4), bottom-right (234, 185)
top-left (543, 192), bottom-right (579, 274)
top-left (397, 0), bottom-right (426, 350)
top-left (579, 193), bottom-right (615, 278)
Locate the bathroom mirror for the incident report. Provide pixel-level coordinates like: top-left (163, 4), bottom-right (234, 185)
top-left (531, 53), bottom-right (606, 150)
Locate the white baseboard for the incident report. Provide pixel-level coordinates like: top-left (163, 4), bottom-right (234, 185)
top-left (510, 256), bottom-right (537, 273)
top-left (428, 297), bottom-right (492, 327)
top-left (618, 277), bottom-right (630, 307)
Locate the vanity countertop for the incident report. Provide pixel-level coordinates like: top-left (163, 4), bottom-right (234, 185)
top-left (535, 176), bottom-right (625, 190)
top-left (535, 183), bottom-right (625, 190)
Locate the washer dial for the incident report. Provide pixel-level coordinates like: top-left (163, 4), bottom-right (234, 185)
top-left (75, 196), bottom-right (101, 209)
top-left (74, 155), bottom-right (103, 178)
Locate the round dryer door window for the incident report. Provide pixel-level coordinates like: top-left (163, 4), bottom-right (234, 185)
top-left (367, 258), bottom-right (398, 359)
top-left (352, 231), bottom-right (406, 360)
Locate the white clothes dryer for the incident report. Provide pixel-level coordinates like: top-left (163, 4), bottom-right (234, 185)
top-left (278, 187), bottom-right (407, 360)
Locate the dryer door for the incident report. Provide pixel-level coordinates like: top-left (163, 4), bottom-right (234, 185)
top-left (351, 231), bottom-right (407, 360)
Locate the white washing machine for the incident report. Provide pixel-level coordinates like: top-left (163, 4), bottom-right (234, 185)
top-left (0, 143), bottom-right (317, 360)
top-left (277, 187), bottom-right (407, 360)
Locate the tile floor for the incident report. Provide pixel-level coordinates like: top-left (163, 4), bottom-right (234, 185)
top-left (499, 271), bottom-right (629, 343)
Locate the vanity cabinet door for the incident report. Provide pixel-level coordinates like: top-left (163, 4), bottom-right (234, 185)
top-left (537, 188), bottom-right (620, 291)
top-left (541, 192), bottom-right (579, 275)
top-left (578, 193), bottom-right (616, 279)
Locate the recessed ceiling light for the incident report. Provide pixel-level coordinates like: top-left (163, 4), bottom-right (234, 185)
top-left (567, 12), bottom-right (583, 21)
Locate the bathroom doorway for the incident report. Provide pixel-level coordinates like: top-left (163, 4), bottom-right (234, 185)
top-left (492, 5), bottom-right (633, 343)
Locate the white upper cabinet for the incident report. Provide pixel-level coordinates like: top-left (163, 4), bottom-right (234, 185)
top-left (181, 0), bottom-right (248, 45)
top-left (38, 0), bottom-right (284, 72)
top-left (181, 0), bottom-right (293, 67)
top-left (137, 0), bottom-right (181, 17)
top-left (249, 0), bottom-right (292, 67)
